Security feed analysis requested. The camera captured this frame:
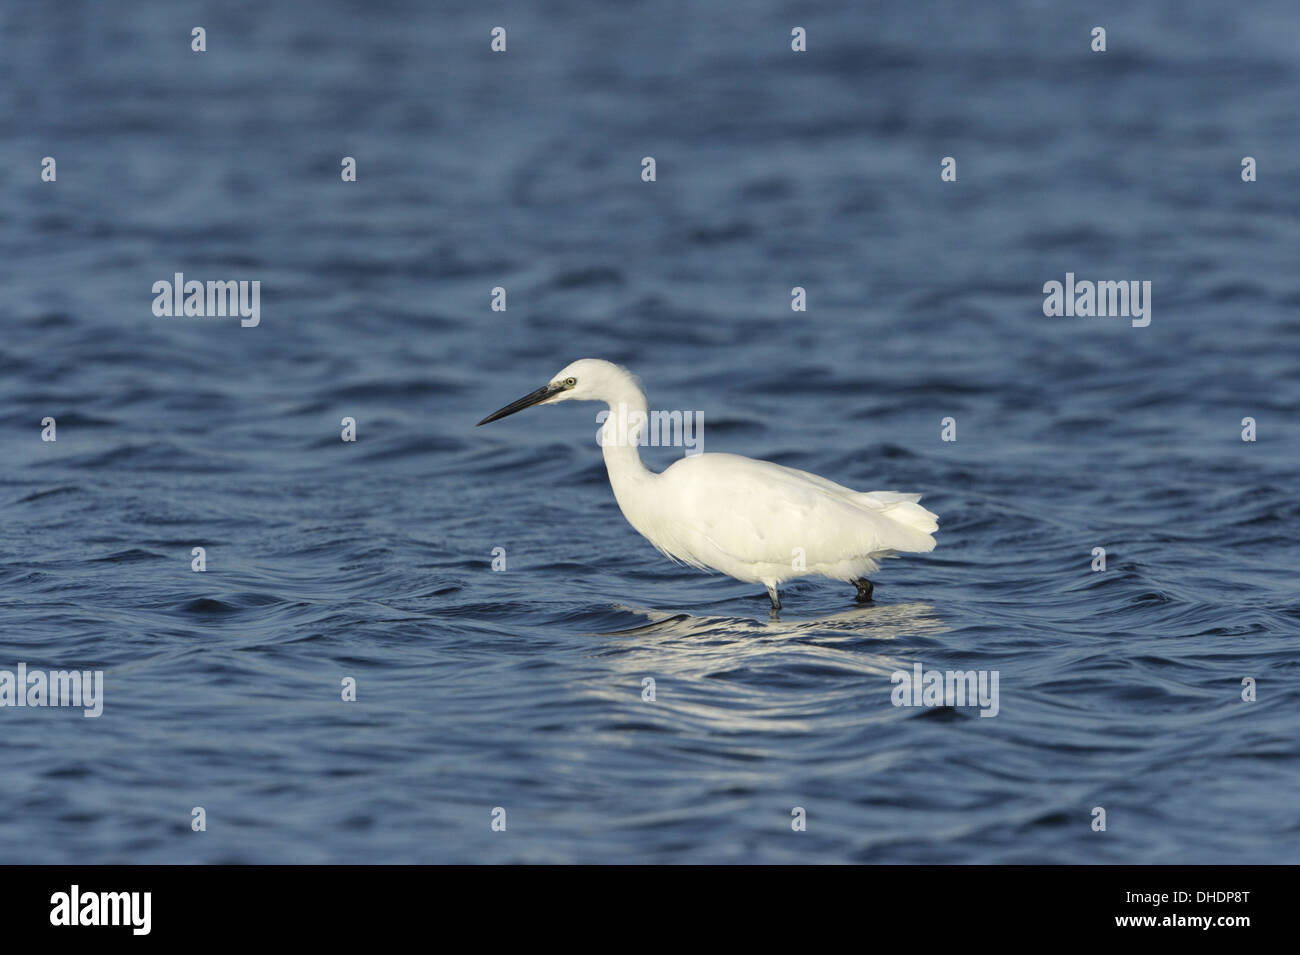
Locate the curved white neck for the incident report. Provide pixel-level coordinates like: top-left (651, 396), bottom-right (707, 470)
top-left (598, 383), bottom-right (656, 503)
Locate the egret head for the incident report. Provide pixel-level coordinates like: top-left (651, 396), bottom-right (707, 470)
top-left (476, 359), bottom-right (633, 425)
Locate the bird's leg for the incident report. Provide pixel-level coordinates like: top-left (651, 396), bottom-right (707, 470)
top-left (852, 578), bottom-right (874, 603)
top-left (766, 585), bottom-right (781, 612)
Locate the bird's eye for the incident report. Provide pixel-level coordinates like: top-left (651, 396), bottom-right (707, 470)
top-left (565, 377), bottom-right (576, 387)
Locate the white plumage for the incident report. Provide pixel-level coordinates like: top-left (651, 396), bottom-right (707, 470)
top-left (478, 359), bottom-right (938, 611)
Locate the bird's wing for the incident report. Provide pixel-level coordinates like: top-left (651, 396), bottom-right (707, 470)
top-left (653, 454), bottom-right (926, 571)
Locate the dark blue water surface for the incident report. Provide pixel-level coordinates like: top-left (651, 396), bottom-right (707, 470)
top-left (1, 0), bottom-right (1297, 863)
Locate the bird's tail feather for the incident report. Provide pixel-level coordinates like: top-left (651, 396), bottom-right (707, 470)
top-left (855, 491), bottom-right (939, 553)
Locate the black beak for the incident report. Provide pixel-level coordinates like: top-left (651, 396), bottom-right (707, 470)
top-left (476, 382), bottom-right (565, 426)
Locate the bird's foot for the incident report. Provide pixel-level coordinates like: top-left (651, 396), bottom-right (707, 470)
top-left (852, 578), bottom-right (874, 603)
top-left (765, 585), bottom-right (781, 612)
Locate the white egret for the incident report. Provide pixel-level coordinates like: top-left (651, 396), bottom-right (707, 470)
top-left (477, 359), bottom-right (938, 611)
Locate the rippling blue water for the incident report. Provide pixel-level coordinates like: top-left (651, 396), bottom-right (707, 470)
top-left (1, 0), bottom-right (1297, 863)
